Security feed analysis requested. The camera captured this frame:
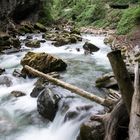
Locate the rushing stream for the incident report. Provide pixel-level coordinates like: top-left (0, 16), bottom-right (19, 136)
top-left (0, 33), bottom-right (111, 140)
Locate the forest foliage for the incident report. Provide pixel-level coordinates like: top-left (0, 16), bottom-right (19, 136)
top-left (42, 0), bottom-right (140, 34)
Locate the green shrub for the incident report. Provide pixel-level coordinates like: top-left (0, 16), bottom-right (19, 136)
top-left (117, 7), bottom-right (140, 34)
top-left (38, 0), bottom-right (53, 25)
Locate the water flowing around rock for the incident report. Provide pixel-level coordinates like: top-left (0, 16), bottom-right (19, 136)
top-left (0, 33), bottom-right (111, 140)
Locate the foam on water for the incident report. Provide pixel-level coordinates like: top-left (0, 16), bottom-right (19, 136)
top-left (0, 33), bottom-right (111, 140)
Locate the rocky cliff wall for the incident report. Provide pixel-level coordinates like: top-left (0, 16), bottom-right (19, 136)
top-left (0, 0), bottom-right (43, 31)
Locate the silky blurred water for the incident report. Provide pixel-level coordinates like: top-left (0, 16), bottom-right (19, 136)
top-left (0, 33), bottom-right (111, 140)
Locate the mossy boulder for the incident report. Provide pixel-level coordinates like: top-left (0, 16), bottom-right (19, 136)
top-left (25, 40), bottom-right (40, 48)
top-left (34, 23), bottom-right (47, 32)
top-left (21, 52), bottom-right (67, 76)
top-left (52, 38), bottom-right (70, 47)
top-left (11, 38), bottom-right (21, 48)
top-left (0, 33), bottom-right (11, 46)
top-left (18, 23), bottom-right (34, 34)
top-left (0, 33), bottom-right (21, 52)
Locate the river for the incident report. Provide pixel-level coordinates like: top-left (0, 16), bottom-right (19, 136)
top-left (0, 33), bottom-right (111, 140)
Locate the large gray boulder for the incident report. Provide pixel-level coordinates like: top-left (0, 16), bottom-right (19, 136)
top-left (37, 88), bottom-right (61, 121)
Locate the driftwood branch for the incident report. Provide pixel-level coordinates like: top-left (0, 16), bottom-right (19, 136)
top-left (107, 50), bottom-right (134, 112)
top-left (129, 62), bottom-right (140, 140)
top-left (24, 65), bottom-right (114, 107)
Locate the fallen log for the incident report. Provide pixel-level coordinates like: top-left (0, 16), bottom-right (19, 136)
top-left (107, 50), bottom-right (134, 112)
top-left (129, 62), bottom-right (140, 140)
top-left (24, 65), bottom-right (114, 107)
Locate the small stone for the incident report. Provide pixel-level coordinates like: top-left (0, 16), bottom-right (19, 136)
top-left (10, 90), bottom-right (26, 97)
top-left (34, 23), bottom-right (47, 32)
top-left (25, 40), bottom-right (40, 48)
top-left (0, 68), bottom-right (5, 75)
top-left (83, 42), bottom-right (99, 54)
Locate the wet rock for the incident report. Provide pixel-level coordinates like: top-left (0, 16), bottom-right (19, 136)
top-left (95, 72), bottom-right (118, 89)
top-left (25, 39), bottom-right (40, 48)
top-left (11, 38), bottom-right (21, 48)
top-left (0, 33), bottom-right (11, 47)
top-left (0, 68), bottom-right (5, 75)
top-left (83, 42), bottom-right (100, 54)
top-left (69, 35), bottom-right (77, 43)
top-left (64, 110), bottom-right (79, 122)
top-left (0, 76), bottom-right (12, 87)
top-left (12, 69), bottom-right (26, 78)
top-left (40, 39), bottom-right (46, 43)
top-left (34, 23), bottom-right (47, 32)
top-left (64, 105), bottom-right (93, 122)
top-left (76, 48), bottom-right (80, 52)
top-left (21, 52), bottom-right (67, 76)
top-left (52, 38), bottom-right (69, 47)
top-left (18, 23), bottom-right (34, 34)
top-left (37, 87), bottom-right (61, 121)
top-left (0, 33), bottom-right (21, 52)
top-left (1, 48), bottom-right (21, 54)
top-left (78, 120), bottom-right (104, 140)
top-left (26, 35), bottom-right (33, 40)
top-left (44, 30), bottom-right (80, 47)
top-left (30, 78), bottom-right (49, 98)
top-left (10, 90), bottom-right (26, 97)
top-left (70, 28), bottom-right (81, 35)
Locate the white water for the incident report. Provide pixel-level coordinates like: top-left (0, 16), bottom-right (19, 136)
top-left (0, 33), bottom-right (111, 140)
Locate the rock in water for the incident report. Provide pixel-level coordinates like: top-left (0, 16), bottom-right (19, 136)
top-left (21, 52), bottom-right (67, 76)
top-left (25, 40), bottom-right (40, 48)
top-left (78, 120), bottom-right (104, 140)
top-left (0, 68), bottom-right (5, 75)
top-left (0, 76), bottom-right (12, 87)
top-left (83, 42), bottom-right (99, 55)
top-left (34, 23), bottom-right (47, 32)
top-left (30, 78), bottom-right (49, 98)
top-left (37, 88), bottom-right (61, 121)
top-left (10, 90), bottom-right (26, 97)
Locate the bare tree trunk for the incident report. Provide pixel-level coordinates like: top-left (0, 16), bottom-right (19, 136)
top-left (104, 100), bottom-right (129, 140)
top-left (24, 65), bottom-right (114, 107)
top-left (129, 62), bottom-right (140, 140)
top-left (91, 100), bottom-right (129, 140)
top-left (107, 50), bottom-right (134, 112)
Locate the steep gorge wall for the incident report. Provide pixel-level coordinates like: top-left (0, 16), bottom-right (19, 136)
top-left (0, 0), bottom-right (44, 31)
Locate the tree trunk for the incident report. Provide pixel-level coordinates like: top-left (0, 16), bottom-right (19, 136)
top-left (104, 100), bottom-right (129, 140)
top-left (24, 65), bottom-right (114, 107)
top-left (129, 62), bottom-right (140, 140)
top-left (107, 50), bottom-right (134, 113)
